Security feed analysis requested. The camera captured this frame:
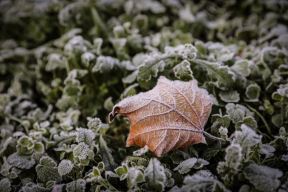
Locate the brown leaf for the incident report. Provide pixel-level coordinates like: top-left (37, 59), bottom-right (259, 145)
top-left (109, 76), bottom-right (213, 157)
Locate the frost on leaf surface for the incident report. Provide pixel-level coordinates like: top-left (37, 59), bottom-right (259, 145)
top-left (144, 158), bottom-right (167, 191)
top-left (244, 164), bottom-right (283, 192)
top-left (36, 156), bottom-right (60, 183)
top-left (109, 76), bottom-right (212, 157)
top-left (177, 170), bottom-right (229, 192)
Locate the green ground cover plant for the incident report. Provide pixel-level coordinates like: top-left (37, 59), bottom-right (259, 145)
top-left (0, 0), bottom-right (288, 191)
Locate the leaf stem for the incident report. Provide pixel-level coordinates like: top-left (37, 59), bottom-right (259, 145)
top-left (203, 131), bottom-right (225, 142)
top-left (245, 104), bottom-right (272, 135)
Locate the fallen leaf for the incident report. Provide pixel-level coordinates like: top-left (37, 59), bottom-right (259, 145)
top-left (109, 76), bottom-right (212, 157)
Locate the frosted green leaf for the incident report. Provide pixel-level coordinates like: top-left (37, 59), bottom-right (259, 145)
top-left (58, 160), bottom-right (73, 176)
top-left (66, 179), bottom-right (86, 192)
top-left (87, 117), bottom-right (109, 134)
top-left (174, 158), bottom-right (197, 174)
top-left (76, 128), bottom-right (95, 144)
top-left (244, 164), bottom-right (283, 192)
top-left (261, 47), bottom-right (286, 66)
top-left (16, 136), bottom-right (34, 155)
top-left (180, 170), bottom-right (229, 192)
top-left (36, 156), bottom-right (60, 183)
top-left (217, 143), bottom-right (242, 185)
top-left (64, 36), bottom-right (90, 55)
top-left (20, 182), bottom-right (50, 192)
top-left (144, 158), bottom-right (167, 192)
top-left (73, 142), bottom-right (90, 160)
top-left (127, 167), bottom-right (144, 189)
top-left (34, 142), bottom-right (45, 154)
top-left (271, 114), bottom-right (283, 127)
top-left (115, 165), bottom-right (128, 180)
top-left (245, 84), bottom-right (261, 101)
top-left (225, 103), bottom-right (246, 123)
top-left (173, 60), bottom-right (193, 80)
top-left (0, 94), bottom-right (9, 113)
top-left (122, 70), bottom-right (138, 84)
top-left (81, 52), bottom-right (95, 67)
top-left (211, 114), bottom-right (231, 131)
top-left (165, 44), bottom-right (197, 60)
top-left (92, 56), bottom-right (119, 73)
top-left (219, 90), bottom-right (240, 103)
top-left (238, 116), bottom-right (258, 129)
top-left (0, 178), bottom-right (11, 192)
top-left (57, 109), bottom-right (81, 128)
top-left (87, 117), bottom-right (102, 129)
top-left (137, 56), bottom-right (165, 86)
top-left (260, 144), bottom-right (275, 159)
top-left (46, 53), bottom-right (67, 71)
top-left (224, 143), bottom-right (242, 170)
top-left (92, 38), bottom-right (103, 55)
top-left (56, 95), bottom-right (77, 110)
top-left (104, 97), bottom-right (114, 111)
top-left (120, 83), bottom-right (138, 99)
top-left (193, 59), bottom-right (236, 90)
top-left (174, 158), bottom-right (209, 174)
top-left (7, 153), bottom-right (35, 169)
top-left (231, 60), bottom-right (251, 77)
top-left (233, 125), bottom-right (262, 154)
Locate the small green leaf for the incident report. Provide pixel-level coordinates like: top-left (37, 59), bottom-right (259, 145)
top-left (173, 60), bottom-right (193, 80)
top-left (245, 84), bottom-right (261, 101)
top-left (36, 156), bottom-right (60, 183)
top-left (219, 90), bottom-right (240, 103)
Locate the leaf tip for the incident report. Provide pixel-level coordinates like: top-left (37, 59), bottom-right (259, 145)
top-left (108, 106), bottom-right (120, 123)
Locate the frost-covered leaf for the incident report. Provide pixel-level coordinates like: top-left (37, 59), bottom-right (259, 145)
top-left (174, 157), bottom-right (209, 174)
top-left (173, 60), bottom-right (193, 80)
top-left (7, 153), bottom-right (35, 169)
top-left (92, 56), bottom-right (119, 73)
top-left (20, 182), bottom-right (50, 192)
top-left (66, 179), bottom-right (86, 192)
top-left (144, 158), bottom-right (167, 192)
top-left (75, 128), bottom-right (95, 144)
top-left (193, 59), bottom-right (236, 90)
top-left (73, 142), bottom-right (91, 161)
top-left (233, 125), bottom-right (262, 154)
top-left (179, 170), bottom-right (229, 192)
top-left (225, 103), bottom-right (251, 123)
top-left (16, 136), bottom-right (34, 155)
top-left (244, 164), bottom-right (283, 192)
top-left (109, 76), bottom-right (212, 157)
top-left (127, 167), bottom-right (144, 189)
top-left (46, 53), bottom-right (67, 71)
top-left (0, 178), bottom-right (11, 192)
top-left (231, 60), bottom-right (251, 77)
top-left (36, 156), bottom-right (60, 183)
top-left (260, 144), bottom-right (275, 159)
top-left (219, 90), bottom-right (240, 103)
top-left (58, 160), bottom-right (73, 176)
top-left (34, 142), bottom-right (45, 154)
top-left (245, 84), bottom-right (261, 101)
